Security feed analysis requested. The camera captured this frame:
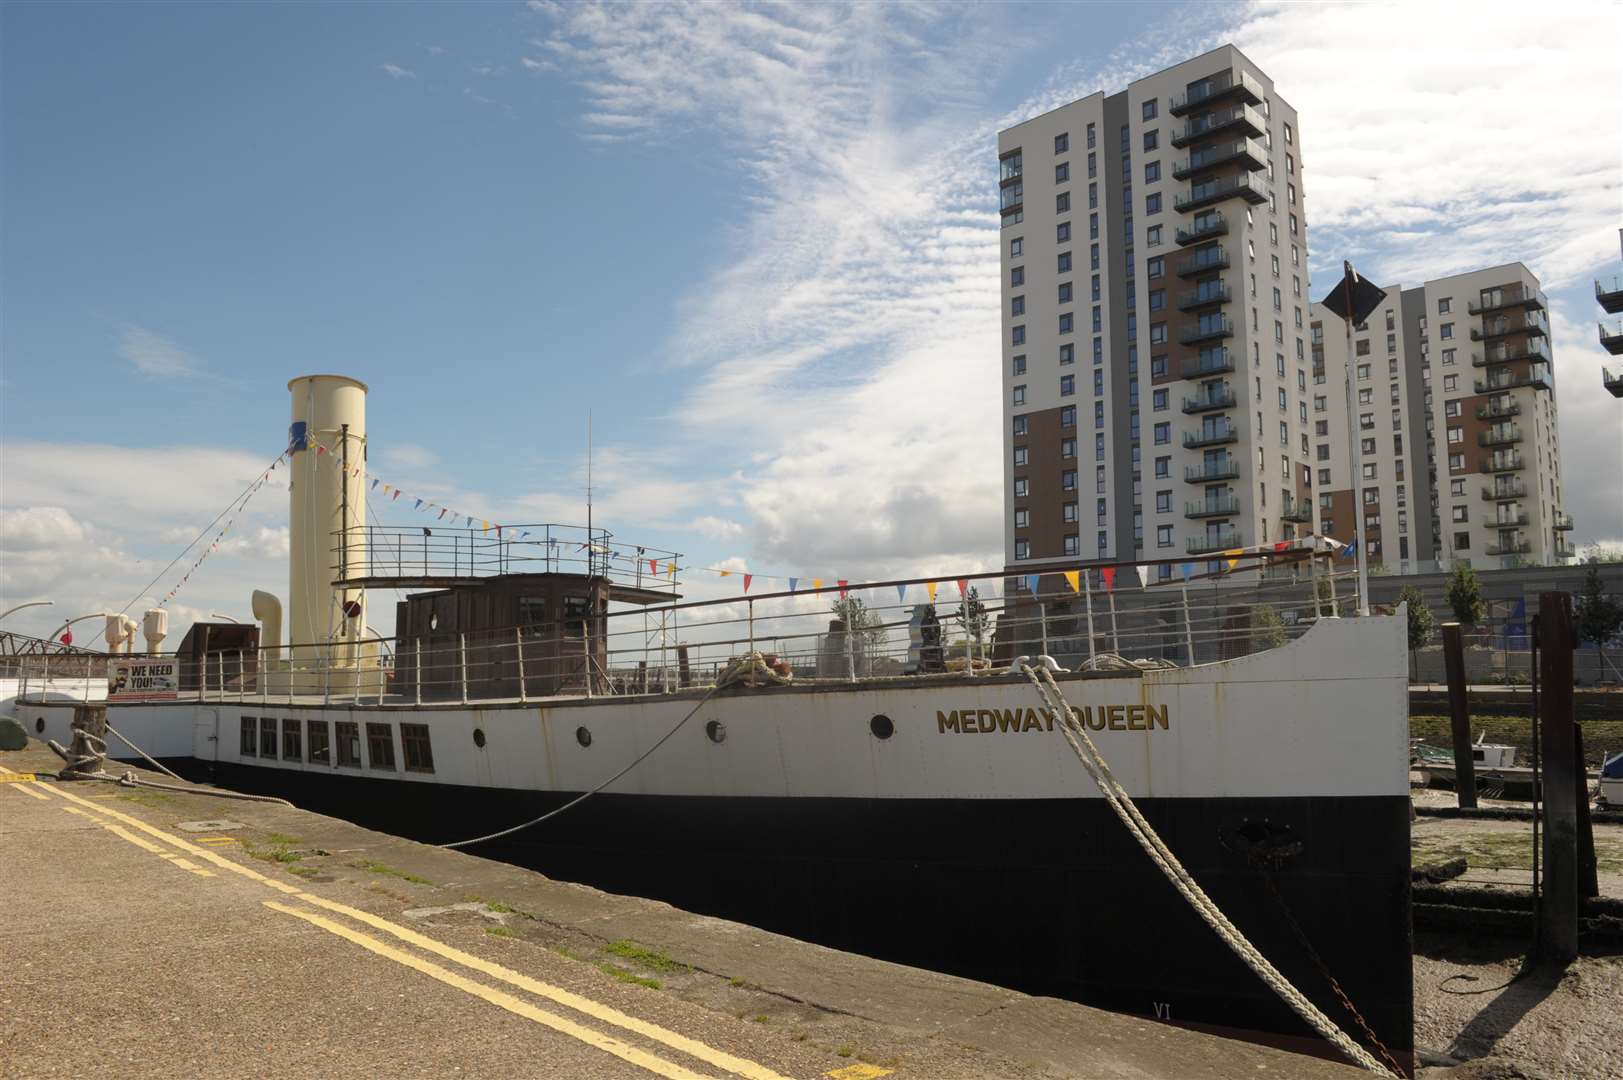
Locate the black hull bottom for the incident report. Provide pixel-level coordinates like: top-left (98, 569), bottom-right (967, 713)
top-left (186, 761), bottom-right (1414, 1067)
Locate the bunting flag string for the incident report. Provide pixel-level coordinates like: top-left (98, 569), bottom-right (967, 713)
top-left (294, 432), bottom-right (1351, 607)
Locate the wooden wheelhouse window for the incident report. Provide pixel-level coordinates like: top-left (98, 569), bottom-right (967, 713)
top-left (335, 722), bottom-right (361, 768)
top-left (282, 720), bottom-right (302, 763)
top-left (260, 718), bottom-right (278, 759)
top-left (366, 723), bottom-right (396, 771)
top-left (308, 720), bottom-right (331, 765)
top-left (241, 717), bottom-right (257, 757)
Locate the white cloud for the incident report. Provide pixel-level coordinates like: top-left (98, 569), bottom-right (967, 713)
top-left (534, 0), bottom-right (1623, 576)
top-left (684, 515), bottom-right (745, 542)
top-left (379, 63), bottom-right (417, 80)
top-left (520, 56), bottom-right (554, 73)
top-left (384, 442), bottom-right (440, 470)
top-left (427, 46), bottom-right (447, 57)
top-left (117, 324), bottom-right (200, 377)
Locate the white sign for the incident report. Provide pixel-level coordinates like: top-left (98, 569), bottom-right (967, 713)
top-left (108, 658), bottom-right (179, 701)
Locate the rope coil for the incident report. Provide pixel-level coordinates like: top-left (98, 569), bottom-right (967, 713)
top-left (1018, 661), bottom-right (1400, 1076)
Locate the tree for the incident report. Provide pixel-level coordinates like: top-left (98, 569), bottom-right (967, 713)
top-left (1251, 603), bottom-right (1287, 650)
top-left (1396, 584), bottom-right (1434, 681)
top-left (830, 596), bottom-right (887, 673)
top-left (958, 587), bottom-right (989, 660)
top-left (1444, 564), bottom-right (1486, 627)
top-left (1574, 563), bottom-right (1623, 680)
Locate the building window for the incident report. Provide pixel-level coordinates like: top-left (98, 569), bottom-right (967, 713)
top-left (1010, 237), bottom-right (1023, 258)
top-left (1060, 375), bottom-right (1075, 396)
top-left (401, 723), bottom-right (435, 773)
top-left (1061, 437), bottom-right (1076, 459)
top-left (1055, 132), bottom-right (1069, 154)
top-left (1064, 535), bottom-right (1080, 556)
top-left (1154, 456), bottom-right (1170, 478)
top-left (1014, 539), bottom-right (1030, 560)
top-left (1058, 282), bottom-right (1073, 304)
top-left (282, 721), bottom-right (302, 763)
top-left (1012, 415), bottom-right (1028, 436)
top-left (1453, 531), bottom-right (1470, 551)
top-left (1011, 266), bottom-right (1023, 287)
top-left (1452, 505), bottom-right (1469, 523)
top-left (336, 722), bottom-right (362, 768)
top-left (261, 718), bottom-right (279, 759)
top-left (1059, 312), bottom-right (1074, 334)
top-left (1011, 295), bottom-right (1025, 316)
top-left (1439, 322), bottom-right (1454, 340)
top-left (366, 723), bottom-right (396, 771)
top-left (1063, 502), bottom-right (1078, 523)
top-left (1145, 192), bottom-right (1161, 215)
top-left (1144, 161), bottom-right (1160, 184)
top-left (307, 720), bottom-right (330, 765)
top-left (1014, 478), bottom-right (1029, 497)
top-left (1153, 422), bottom-right (1170, 445)
top-left (1061, 405), bottom-right (1076, 427)
top-left (1150, 355), bottom-right (1167, 378)
top-left (1062, 470), bottom-right (1077, 491)
top-left (1057, 221), bottom-right (1071, 243)
top-left (1055, 161), bottom-right (1070, 184)
top-left (1012, 354), bottom-right (1026, 376)
top-left (1152, 388), bottom-right (1168, 411)
top-left (1143, 130), bottom-right (1157, 151)
top-left (1146, 225), bottom-right (1162, 247)
top-left (1437, 297), bottom-right (1451, 314)
top-left (1056, 191), bottom-right (1070, 213)
top-left (240, 717), bottom-right (257, 757)
top-left (1012, 325), bottom-right (1025, 346)
top-left (1156, 524), bottom-right (1173, 548)
top-left (1014, 447), bottom-right (1029, 466)
top-left (1012, 385), bottom-right (1025, 406)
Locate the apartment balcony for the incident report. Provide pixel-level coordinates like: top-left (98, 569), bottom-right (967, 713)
top-left (1184, 457), bottom-right (1241, 483)
top-left (1478, 452), bottom-right (1525, 474)
top-left (1471, 339), bottom-right (1551, 366)
top-left (1485, 537), bottom-right (1532, 557)
top-left (1606, 367), bottom-right (1623, 398)
top-left (1552, 510), bottom-right (1575, 531)
top-left (1180, 348), bottom-right (1235, 379)
top-left (1183, 422), bottom-right (1238, 448)
top-left (1187, 528), bottom-right (1243, 554)
top-left (1174, 171), bottom-right (1268, 213)
top-left (1280, 497), bottom-right (1313, 523)
top-left (1168, 68), bottom-right (1265, 117)
top-left (1474, 400), bottom-right (1521, 421)
top-left (1480, 482), bottom-right (1527, 501)
top-left (1475, 365), bottom-right (1552, 393)
top-left (1174, 247), bottom-right (1231, 278)
top-left (1177, 282), bottom-right (1232, 311)
top-left (1492, 511), bottom-right (1530, 528)
top-left (1175, 213), bottom-right (1229, 247)
top-left (1182, 385), bottom-right (1236, 413)
top-left (1185, 495), bottom-right (1241, 518)
top-left (1169, 103), bottom-right (1266, 148)
top-left (1171, 138), bottom-right (1267, 181)
top-left (1471, 312), bottom-right (1549, 341)
top-left (1467, 288), bottom-right (1547, 316)
top-left (1179, 315), bottom-right (1234, 345)
top-left (1555, 539), bottom-right (1576, 561)
top-left (1602, 319), bottom-right (1623, 356)
top-left (1477, 424), bottom-right (1522, 447)
top-left (1597, 275), bottom-right (1623, 315)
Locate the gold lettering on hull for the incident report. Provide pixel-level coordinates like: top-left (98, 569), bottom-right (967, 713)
top-left (935, 703), bottom-right (1168, 734)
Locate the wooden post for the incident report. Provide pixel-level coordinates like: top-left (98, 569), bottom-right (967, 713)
top-left (1441, 622), bottom-right (1477, 809)
top-left (62, 703), bottom-right (108, 778)
top-left (1575, 724), bottom-right (1599, 900)
top-left (676, 644), bottom-right (691, 689)
top-left (1537, 591), bottom-right (1578, 963)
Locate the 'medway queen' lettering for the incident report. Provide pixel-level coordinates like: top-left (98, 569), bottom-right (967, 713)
top-left (937, 704), bottom-right (1169, 734)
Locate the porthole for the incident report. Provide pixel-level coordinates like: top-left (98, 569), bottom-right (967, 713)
top-left (35, 717), bottom-right (45, 734)
top-left (576, 726), bottom-right (592, 748)
top-left (869, 714), bottom-right (894, 740)
top-left (472, 727), bottom-right (486, 749)
top-left (705, 720), bottom-right (726, 744)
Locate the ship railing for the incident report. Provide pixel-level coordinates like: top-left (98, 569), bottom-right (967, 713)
top-left (16, 551), bottom-right (1381, 708)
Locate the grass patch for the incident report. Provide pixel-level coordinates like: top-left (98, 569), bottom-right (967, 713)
top-left (286, 865), bottom-right (320, 880)
top-left (599, 963), bottom-right (661, 990)
top-left (364, 882), bottom-right (412, 902)
top-left (551, 945), bottom-right (587, 962)
top-left (353, 860), bottom-right (430, 885)
top-left (752, 1014), bottom-right (769, 1024)
top-left (1414, 828), bottom-right (1623, 874)
top-left (485, 926), bottom-right (517, 939)
top-left (115, 792), bottom-right (173, 807)
top-left (264, 833), bottom-right (302, 846)
top-left (602, 939), bottom-right (686, 973)
top-left (1410, 715), bottom-right (1623, 768)
top-left (836, 1046), bottom-right (854, 1058)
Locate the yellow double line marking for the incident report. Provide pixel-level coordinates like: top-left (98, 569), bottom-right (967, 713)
top-left (0, 767), bottom-right (795, 1080)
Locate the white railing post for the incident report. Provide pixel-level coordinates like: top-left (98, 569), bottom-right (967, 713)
top-left (414, 639), bottom-right (422, 706)
top-left (1181, 583), bottom-right (1196, 665)
top-left (236, 649), bottom-right (244, 703)
top-left (1109, 589), bottom-right (1120, 656)
top-left (1083, 572), bottom-right (1097, 663)
top-left (322, 645), bottom-right (331, 706)
top-left (516, 627), bottom-right (527, 703)
top-left (1039, 601), bottom-right (1049, 657)
top-left (459, 633), bottom-right (469, 705)
top-left (261, 647), bottom-right (268, 708)
top-left (845, 627), bottom-right (856, 683)
top-left (583, 618), bottom-right (593, 700)
top-left (747, 599), bottom-right (755, 656)
top-left (41, 653), bottom-right (49, 702)
top-left (218, 652), bottom-right (227, 702)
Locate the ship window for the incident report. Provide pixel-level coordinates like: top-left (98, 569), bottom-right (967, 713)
top-left (576, 726), bottom-right (592, 748)
top-left (472, 727), bottom-right (487, 749)
top-left (870, 715), bottom-right (894, 740)
top-left (335, 722), bottom-right (362, 767)
top-left (517, 596), bottom-right (547, 637)
top-left (705, 720), bottom-right (726, 744)
top-left (563, 595), bottom-right (589, 638)
top-left (260, 717), bottom-right (279, 759)
top-left (367, 723), bottom-right (396, 771)
top-left (400, 723), bottom-right (434, 773)
top-left (308, 720), bottom-right (331, 765)
top-left (241, 716), bottom-right (257, 757)
top-left (282, 720), bottom-right (302, 762)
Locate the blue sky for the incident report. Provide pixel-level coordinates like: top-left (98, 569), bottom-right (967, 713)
top-left (3, 1), bottom-right (1620, 642)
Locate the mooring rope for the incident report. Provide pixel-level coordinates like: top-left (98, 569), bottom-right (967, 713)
top-left (1019, 662), bottom-right (1398, 1076)
top-left (47, 721), bottom-right (293, 807)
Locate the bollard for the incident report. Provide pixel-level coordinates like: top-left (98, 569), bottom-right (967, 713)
top-left (1537, 591), bottom-right (1578, 963)
top-left (59, 704), bottom-right (109, 778)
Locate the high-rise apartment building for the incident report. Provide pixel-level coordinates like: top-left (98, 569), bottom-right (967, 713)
top-left (1311, 263), bottom-right (1574, 570)
top-left (1598, 231), bottom-right (1623, 398)
top-left (1000, 46), bottom-right (1314, 583)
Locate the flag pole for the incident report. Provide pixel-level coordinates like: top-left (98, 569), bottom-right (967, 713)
top-left (1340, 261), bottom-right (1372, 616)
